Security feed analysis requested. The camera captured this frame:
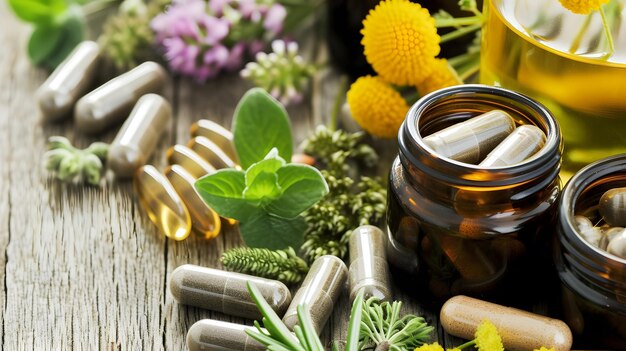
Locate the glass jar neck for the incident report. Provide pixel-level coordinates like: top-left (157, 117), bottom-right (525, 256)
top-left (399, 85), bottom-right (561, 197)
top-left (558, 155), bottom-right (626, 302)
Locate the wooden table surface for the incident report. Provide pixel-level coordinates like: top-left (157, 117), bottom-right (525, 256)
top-left (0, 3), bottom-right (473, 350)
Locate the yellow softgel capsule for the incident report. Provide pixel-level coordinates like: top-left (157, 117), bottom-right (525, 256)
top-left (166, 144), bottom-right (215, 179)
top-left (165, 165), bottom-right (221, 240)
top-left (188, 136), bottom-right (237, 169)
top-left (190, 119), bottom-right (238, 161)
top-left (134, 165), bottom-right (191, 241)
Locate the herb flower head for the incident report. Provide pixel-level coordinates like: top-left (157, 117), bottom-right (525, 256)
top-left (361, 0), bottom-right (441, 86)
top-left (558, 0), bottom-right (610, 14)
top-left (415, 342), bottom-right (444, 351)
top-left (474, 320), bottom-right (504, 351)
top-left (418, 58), bottom-right (462, 95)
top-left (346, 75), bottom-right (410, 139)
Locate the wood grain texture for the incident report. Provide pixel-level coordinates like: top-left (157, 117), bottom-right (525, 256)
top-left (0, 4), bottom-right (455, 350)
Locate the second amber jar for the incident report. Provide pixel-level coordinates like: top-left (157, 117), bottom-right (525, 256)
top-left (387, 85), bottom-right (562, 304)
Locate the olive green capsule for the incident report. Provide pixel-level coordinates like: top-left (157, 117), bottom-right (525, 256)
top-left (479, 125), bottom-right (546, 167)
top-left (423, 110), bottom-right (516, 164)
top-left (166, 144), bottom-right (215, 179)
top-left (599, 188), bottom-right (626, 227)
top-left (188, 136), bottom-right (237, 169)
top-left (190, 119), bottom-right (238, 161)
top-left (107, 94), bottom-right (172, 178)
top-left (169, 264), bottom-right (291, 319)
top-left (348, 225), bottom-right (392, 302)
top-left (187, 319), bottom-right (265, 351)
top-left (282, 255), bottom-right (348, 335)
top-left (75, 61), bottom-right (167, 134)
top-left (37, 41), bottom-right (100, 122)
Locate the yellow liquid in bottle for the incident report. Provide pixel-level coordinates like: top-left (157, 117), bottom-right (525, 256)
top-left (165, 165), bottom-right (221, 240)
top-left (134, 165), bottom-right (192, 241)
top-left (480, 0), bottom-right (626, 178)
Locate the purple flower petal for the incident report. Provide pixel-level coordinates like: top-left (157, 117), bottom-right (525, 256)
top-left (264, 4), bottom-right (286, 35)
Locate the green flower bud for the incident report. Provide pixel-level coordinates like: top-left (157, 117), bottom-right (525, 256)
top-left (85, 142), bottom-right (110, 160)
top-left (82, 153), bottom-right (104, 186)
top-left (47, 136), bottom-right (74, 151)
top-left (57, 154), bottom-right (82, 182)
top-left (44, 148), bottom-right (72, 171)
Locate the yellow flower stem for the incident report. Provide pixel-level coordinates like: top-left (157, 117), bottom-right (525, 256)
top-left (599, 6), bottom-right (615, 58)
top-left (448, 51), bottom-right (480, 68)
top-left (330, 76), bottom-right (348, 131)
top-left (435, 16), bottom-right (483, 28)
top-left (569, 13), bottom-right (592, 53)
top-left (456, 340), bottom-right (476, 350)
top-left (440, 23), bottom-right (482, 44)
top-left (459, 63), bottom-right (480, 81)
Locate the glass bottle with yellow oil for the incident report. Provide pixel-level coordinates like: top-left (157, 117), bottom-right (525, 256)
top-left (480, 0), bottom-right (626, 178)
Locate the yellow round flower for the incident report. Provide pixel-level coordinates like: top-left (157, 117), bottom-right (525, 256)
top-left (347, 76), bottom-right (410, 139)
top-left (475, 320), bottom-right (504, 351)
top-left (361, 0), bottom-right (441, 86)
top-left (417, 58), bottom-right (463, 96)
top-left (558, 0), bottom-right (609, 14)
top-left (534, 348), bottom-right (556, 351)
top-left (415, 342), bottom-right (445, 351)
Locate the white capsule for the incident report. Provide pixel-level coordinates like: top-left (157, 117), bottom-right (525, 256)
top-left (75, 61), bottom-right (166, 134)
top-left (574, 216), bottom-right (602, 247)
top-left (607, 230), bottom-right (626, 259)
top-left (107, 94), bottom-right (171, 178)
top-left (37, 41), bottom-right (100, 121)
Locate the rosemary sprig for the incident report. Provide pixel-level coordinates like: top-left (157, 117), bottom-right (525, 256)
top-left (221, 247), bottom-right (309, 285)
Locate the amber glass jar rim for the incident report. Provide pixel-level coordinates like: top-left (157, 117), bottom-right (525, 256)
top-left (560, 154), bottom-right (626, 266)
top-left (399, 84), bottom-right (561, 187)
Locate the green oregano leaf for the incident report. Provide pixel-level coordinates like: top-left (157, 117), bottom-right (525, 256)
top-left (239, 212), bottom-right (307, 250)
top-left (265, 164), bottom-right (329, 218)
top-left (232, 88), bottom-right (293, 169)
top-left (8, 0), bottom-right (66, 24)
top-left (195, 169), bottom-right (258, 221)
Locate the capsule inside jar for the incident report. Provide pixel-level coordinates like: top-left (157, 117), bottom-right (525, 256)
top-left (479, 125), bottom-right (546, 167)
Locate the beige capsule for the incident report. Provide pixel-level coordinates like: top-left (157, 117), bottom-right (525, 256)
top-left (479, 125), bottom-right (546, 167)
top-left (166, 144), bottom-right (215, 179)
top-left (599, 227), bottom-right (624, 250)
top-left (134, 165), bottom-right (191, 241)
top-left (190, 119), bottom-right (238, 161)
top-left (37, 41), bottom-right (100, 121)
top-left (75, 61), bottom-right (167, 134)
top-left (348, 225), bottom-right (392, 302)
top-left (164, 165), bottom-right (221, 240)
top-left (283, 255), bottom-right (348, 335)
top-left (107, 94), bottom-right (171, 178)
top-left (441, 295), bottom-right (573, 351)
top-left (170, 264), bottom-right (291, 319)
top-left (187, 319), bottom-right (265, 351)
top-left (599, 187), bottom-right (626, 227)
top-left (422, 110), bottom-right (516, 164)
top-left (188, 136), bottom-right (237, 169)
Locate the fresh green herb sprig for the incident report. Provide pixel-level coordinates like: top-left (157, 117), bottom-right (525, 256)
top-left (360, 297), bottom-right (433, 351)
top-left (246, 281), bottom-right (365, 351)
top-left (221, 246), bottom-right (309, 285)
top-left (44, 136), bottom-right (109, 186)
top-left (303, 125), bottom-right (378, 171)
top-left (195, 88), bottom-right (329, 250)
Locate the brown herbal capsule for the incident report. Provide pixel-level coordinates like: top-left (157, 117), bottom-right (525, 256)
top-left (282, 255), bottom-right (348, 334)
top-left (186, 319), bottom-right (265, 351)
top-left (190, 119), bottom-right (238, 161)
top-left (75, 61), bottom-right (167, 134)
top-left (107, 94), bottom-right (171, 178)
top-left (169, 264), bottom-right (291, 319)
top-left (188, 136), bottom-right (237, 169)
top-left (441, 295), bottom-right (573, 351)
top-left (599, 188), bottom-right (626, 227)
top-left (348, 225), bottom-right (392, 302)
top-left (166, 144), bottom-right (215, 179)
top-left (479, 125), bottom-right (546, 167)
top-left (164, 165), bottom-right (221, 240)
top-left (37, 41), bottom-right (100, 121)
top-left (422, 110), bottom-right (516, 164)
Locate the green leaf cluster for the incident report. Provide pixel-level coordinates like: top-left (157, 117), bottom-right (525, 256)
top-left (8, 0), bottom-right (87, 68)
top-left (221, 246), bottom-right (309, 285)
top-left (195, 88), bottom-right (328, 250)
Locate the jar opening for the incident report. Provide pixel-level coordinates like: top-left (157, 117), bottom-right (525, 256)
top-left (560, 155), bottom-right (626, 266)
top-left (400, 84), bottom-right (561, 187)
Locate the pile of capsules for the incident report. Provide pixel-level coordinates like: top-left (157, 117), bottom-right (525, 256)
top-left (423, 110), bottom-right (546, 166)
top-left (134, 119), bottom-right (238, 241)
top-left (575, 188), bottom-right (626, 258)
top-left (175, 225), bottom-right (573, 351)
top-left (37, 41), bottom-right (171, 178)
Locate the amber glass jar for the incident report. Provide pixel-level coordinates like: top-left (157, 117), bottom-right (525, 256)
top-left (387, 85), bottom-right (562, 306)
top-left (555, 155), bottom-right (626, 350)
